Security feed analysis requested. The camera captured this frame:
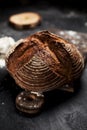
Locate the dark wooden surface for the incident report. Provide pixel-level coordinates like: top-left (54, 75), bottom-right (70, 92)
top-left (0, 2), bottom-right (87, 130)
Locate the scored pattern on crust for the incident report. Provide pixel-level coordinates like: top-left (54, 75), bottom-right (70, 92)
top-left (6, 31), bottom-right (84, 92)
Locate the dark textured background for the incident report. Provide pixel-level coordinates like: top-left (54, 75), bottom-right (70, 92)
top-left (0, 1), bottom-right (87, 130)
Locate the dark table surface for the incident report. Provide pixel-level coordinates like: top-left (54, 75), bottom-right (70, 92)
top-left (0, 2), bottom-right (87, 130)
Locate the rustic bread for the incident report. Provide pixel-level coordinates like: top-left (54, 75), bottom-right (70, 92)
top-left (6, 31), bottom-right (84, 92)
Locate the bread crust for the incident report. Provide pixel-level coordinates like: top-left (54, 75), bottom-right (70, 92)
top-left (6, 31), bottom-right (84, 92)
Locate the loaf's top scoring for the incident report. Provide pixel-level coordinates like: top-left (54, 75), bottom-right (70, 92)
top-left (6, 31), bottom-right (84, 92)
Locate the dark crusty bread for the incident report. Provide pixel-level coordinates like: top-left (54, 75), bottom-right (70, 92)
top-left (6, 31), bottom-right (84, 92)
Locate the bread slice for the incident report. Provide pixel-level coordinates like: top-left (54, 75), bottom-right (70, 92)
top-left (9, 12), bottom-right (42, 29)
